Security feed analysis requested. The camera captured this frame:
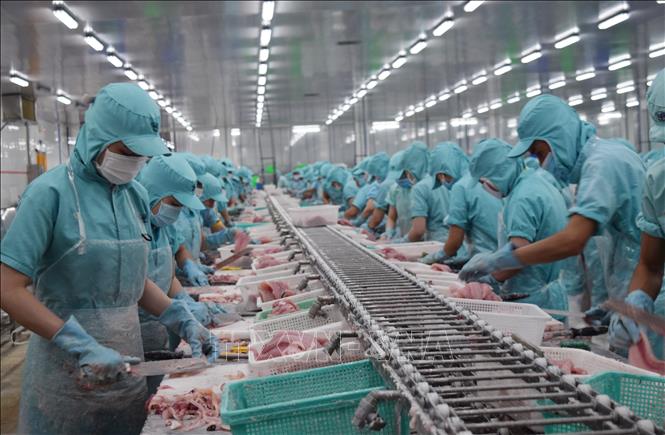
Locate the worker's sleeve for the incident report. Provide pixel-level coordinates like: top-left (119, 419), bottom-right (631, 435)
top-left (386, 184), bottom-right (398, 207)
top-left (445, 182), bottom-right (470, 230)
top-left (352, 185), bottom-right (369, 210)
top-left (569, 156), bottom-right (620, 235)
top-left (636, 161), bottom-right (665, 239)
top-left (366, 182), bottom-right (380, 200)
top-left (343, 179), bottom-right (358, 202)
top-left (504, 195), bottom-right (540, 242)
top-left (0, 181), bottom-right (57, 278)
top-left (409, 181), bottom-right (430, 218)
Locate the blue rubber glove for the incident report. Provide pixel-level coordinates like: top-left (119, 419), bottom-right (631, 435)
top-left (391, 235), bottom-right (409, 244)
top-left (206, 228), bottom-right (237, 249)
top-left (351, 216), bottom-right (366, 227)
top-left (197, 263), bottom-right (215, 275)
top-left (183, 259), bottom-right (209, 286)
top-left (458, 243), bottom-right (523, 282)
top-left (584, 306), bottom-right (613, 326)
top-left (51, 316), bottom-right (140, 386)
top-left (250, 239), bottom-right (261, 245)
top-left (158, 300), bottom-right (219, 362)
top-left (609, 289), bottom-right (654, 350)
top-left (174, 292), bottom-right (212, 326)
top-left (382, 227), bottom-right (396, 241)
top-left (419, 250), bottom-right (448, 265)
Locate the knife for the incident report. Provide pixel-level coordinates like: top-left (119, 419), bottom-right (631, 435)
top-left (603, 299), bottom-right (665, 335)
top-left (215, 247), bottom-right (252, 269)
top-left (127, 358), bottom-right (210, 377)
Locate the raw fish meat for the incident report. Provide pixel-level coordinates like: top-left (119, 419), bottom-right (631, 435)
top-left (147, 388), bottom-right (222, 431)
top-left (255, 255), bottom-right (285, 269)
top-left (431, 263), bottom-right (452, 273)
top-left (378, 247), bottom-right (408, 262)
top-left (303, 215), bottom-right (330, 227)
top-left (258, 236), bottom-right (272, 244)
top-left (234, 230), bottom-right (251, 252)
top-left (629, 334), bottom-right (665, 375)
top-left (209, 274), bottom-right (239, 285)
top-left (338, 218), bottom-right (353, 226)
top-left (253, 330), bottom-right (328, 361)
top-left (549, 358), bottom-right (588, 375)
top-left (199, 292), bottom-right (243, 304)
top-left (270, 299), bottom-right (299, 316)
top-left (449, 282), bottom-right (502, 301)
top-left (360, 229), bottom-right (377, 241)
top-left (258, 281), bottom-right (295, 301)
top-left (251, 246), bottom-right (283, 257)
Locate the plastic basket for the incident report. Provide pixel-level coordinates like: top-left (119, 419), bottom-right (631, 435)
top-left (255, 299), bottom-right (318, 322)
top-left (543, 372), bottom-right (665, 433)
top-left (250, 260), bottom-right (303, 276)
top-left (221, 360), bottom-right (410, 435)
top-left (249, 305), bottom-right (346, 343)
top-left (237, 273), bottom-right (319, 297)
top-left (448, 298), bottom-right (551, 345)
top-left (247, 323), bottom-right (365, 376)
top-left (542, 347), bottom-right (658, 378)
top-left (376, 241), bottom-right (444, 259)
top-left (257, 288), bottom-right (327, 310)
top-left (287, 205), bottom-right (340, 227)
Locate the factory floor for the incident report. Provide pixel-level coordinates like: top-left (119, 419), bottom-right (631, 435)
top-left (1, 331), bottom-right (28, 435)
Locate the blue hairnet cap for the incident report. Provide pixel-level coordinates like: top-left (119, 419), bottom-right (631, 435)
top-left (85, 83), bottom-right (168, 157)
top-left (201, 155), bottom-right (223, 177)
top-left (401, 141), bottom-right (429, 181)
top-left (647, 68), bottom-right (665, 143)
top-left (387, 150), bottom-right (405, 181)
top-left (198, 173), bottom-right (226, 202)
top-left (181, 152), bottom-right (207, 176)
top-left (430, 142), bottom-right (468, 180)
top-left (469, 138), bottom-right (523, 196)
top-left (367, 152), bottom-right (389, 180)
top-left (140, 154), bottom-right (205, 210)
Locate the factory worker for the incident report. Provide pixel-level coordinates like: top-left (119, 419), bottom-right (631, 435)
top-left (318, 162), bottom-right (335, 200)
top-left (323, 166), bottom-right (358, 211)
top-left (384, 142), bottom-right (428, 240)
top-left (365, 151), bottom-right (404, 236)
top-left (351, 152), bottom-right (390, 227)
top-left (460, 138), bottom-right (569, 314)
top-left (289, 169), bottom-right (306, 196)
top-left (199, 156), bottom-right (226, 231)
top-left (0, 83), bottom-right (217, 435)
top-left (609, 69), bottom-right (665, 358)
top-left (214, 161), bottom-right (234, 229)
top-left (237, 166), bottom-right (253, 199)
top-left (459, 94), bottom-right (646, 324)
top-left (343, 158), bottom-right (372, 220)
top-left (199, 173), bottom-right (241, 249)
top-left (420, 142), bottom-right (501, 264)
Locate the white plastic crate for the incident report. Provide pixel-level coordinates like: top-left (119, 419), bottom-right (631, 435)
top-left (542, 347), bottom-right (658, 378)
top-left (251, 260), bottom-right (304, 276)
top-left (288, 205), bottom-right (340, 227)
top-left (375, 241), bottom-right (443, 259)
top-left (250, 250), bottom-right (303, 272)
top-left (249, 305), bottom-right (346, 343)
top-left (258, 288), bottom-right (327, 310)
top-left (217, 241), bottom-right (282, 258)
top-left (448, 298), bottom-right (551, 345)
top-left (248, 323), bottom-right (364, 376)
top-left (237, 273), bottom-right (314, 295)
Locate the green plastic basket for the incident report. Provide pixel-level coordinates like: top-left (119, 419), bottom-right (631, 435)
top-left (543, 372), bottom-right (665, 433)
top-left (221, 360), bottom-right (410, 435)
top-left (254, 299), bottom-right (317, 321)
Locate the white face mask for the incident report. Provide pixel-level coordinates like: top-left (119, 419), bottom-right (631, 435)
top-left (95, 149), bottom-right (147, 185)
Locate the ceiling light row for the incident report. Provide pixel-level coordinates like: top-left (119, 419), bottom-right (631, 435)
top-left (10, 69), bottom-right (78, 106)
top-left (256, 1), bottom-right (276, 127)
top-left (50, 1), bottom-right (193, 131)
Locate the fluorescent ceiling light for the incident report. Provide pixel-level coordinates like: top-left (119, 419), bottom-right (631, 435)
top-left (625, 97), bottom-right (639, 108)
top-left (52, 1), bottom-right (78, 29)
top-left (212, 129), bottom-right (220, 137)
top-left (575, 69), bottom-right (596, 81)
top-left (123, 65), bottom-right (138, 80)
top-left (414, 104), bottom-right (424, 113)
top-left (489, 99), bottom-right (502, 110)
top-left (405, 109), bottom-right (415, 117)
top-left (395, 114), bottom-right (404, 122)
top-left (462, 111), bottom-right (473, 119)
top-left (649, 41), bottom-right (665, 58)
top-left (471, 71), bottom-right (487, 85)
top-left (148, 89), bottom-right (159, 100)
top-left (257, 94), bottom-right (265, 103)
top-left (548, 77), bottom-right (566, 89)
top-left (257, 101), bottom-right (264, 109)
top-left (259, 47), bottom-right (270, 62)
top-left (342, 104), bottom-right (350, 111)
top-left (106, 49), bottom-right (123, 68)
top-left (56, 90), bottom-right (72, 105)
top-left (568, 95), bottom-right (583, 106)
top-left (392, 52), bottom-right (408, 69)
top-left (9, 71), bottom-right (29, 87)
top-left (349, 97), bottom-right (359, 104)
top-left (647, 74), bottom-right (655, 87)
top-left (493, 59), bottom-right (512, 76)
top-left (83, 28), bottom-right (104, 51)
top-left (137, 76), bottom-right (150, 90)
top-left (477, 105), bottom-right (489, 114)
top-left (158, 99), bottom-right (168, 108)
top-left (507, 118), bottom-right (517, 128)
top-left (366, 77), bottom-right (378, 90)
top-left (356, 88), bottom-right (368, 98)
top-left (258, 75), bottom-right (267, 86)
top-left (507, 92), bottom-right (520, 104)
top-left (438, 90), bottom-right (451, 101)
top-left (598, 7), bottom-right (630, 30)
top-left (520, 45), bottom-right (542, 63)
top-left (378, 68), bottom-right (391, 81)
top-left (438, 122), bottom-right (447, 131)
top-left (258, 63), bottom-right (268, 75)
top-left (165, 106), bottom-right (174, 114)
top-left (464, 0), bottom-right (485, 13)
top-left (554, 28), bottom-right (580, 49)
top-left (454, 81), bottom-right (468, 94)
top-left (325, 119), bottom-right (332, 125)
top-left (292, 124), bottom-right (320, 134)
top-left (432, 16), bottom-right (454, 37)
top-left (526, 85), bottom-right (541, 98)
top-left (257, 85), bottom-right (266, 95)
top-left (260, 26), bottom-right (272, 46)
top-left (608, 54), bottom-right (631, 71)
top-left (425, 98), bottom-right (437, 108)
top-left (590, 88), bottom-right (607, 100)
top-left (372, 121), bottom-right (400, 131)
top-left (231, 128), bottom-right (241, 136)
top-left (616, 80), bottom-right (635, 94)
top-left (601, 101), bottom-right (616, 113)
top-left (409, 36), bottom-right (427, 55)
top-left (261, 1), bottom-right (275, 22)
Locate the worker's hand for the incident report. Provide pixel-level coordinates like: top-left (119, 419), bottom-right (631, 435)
top-left (183, 259), bottom-right (209, 286)
top-left (206, 228), bottom-right (237, 248)
top-left (419, 250), bottom-right (448, 265)
top-left (197, 263), bottom-right (215, 275)
top-left (158, 300), bottom-right (219, 362)
top-left (584, 306), bottom-right (613, 326)
top-left (51, 316), bottom-right (139, 386)
top-left (380, 228), bottom-right (396, 241)
top-left (608, 289), bottom-right (653, 351)
top-left (458, 243), bottom-right (523, 282)
top-left (391, 235), bottom-right (409, 244)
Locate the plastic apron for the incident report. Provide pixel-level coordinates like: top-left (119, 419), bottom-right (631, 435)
top-left (175, 209), bottom-right (202, 283)
top-left (394, 185), bottom-right (412, 238)
top-left (19, 166), bottom-right (149, 435)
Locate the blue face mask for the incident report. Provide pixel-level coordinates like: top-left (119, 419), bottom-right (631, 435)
top-left (397, 178), bottom-right (414, 189)
top-left (151, 201), bottom-right (182, 227)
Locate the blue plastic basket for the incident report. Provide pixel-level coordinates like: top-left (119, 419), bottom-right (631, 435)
top-left (221, 360), bottom-right (410, 434)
